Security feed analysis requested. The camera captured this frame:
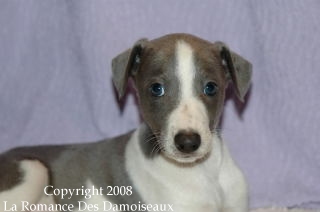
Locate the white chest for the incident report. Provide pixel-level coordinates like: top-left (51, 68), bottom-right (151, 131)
top-left (125, 132), bottom-right (223, 212)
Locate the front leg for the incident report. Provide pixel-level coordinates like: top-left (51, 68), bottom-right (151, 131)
top-left (218, 144), bottom-right (249, 212)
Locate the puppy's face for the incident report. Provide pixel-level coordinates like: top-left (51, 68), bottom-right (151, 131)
top-left (134, 35), bottom-right (227, 163)
top-left (112, 33), bottom-right (252, 164)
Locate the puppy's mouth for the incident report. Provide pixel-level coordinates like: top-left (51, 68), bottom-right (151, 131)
top-left (161, 150), bottom-right (211, 164)
top-left (159, 139), bottom-right (212, 164)
top-left (159, 130), bottom-right (213, 164)
top-left (143, 136), bottom-right (209, 164)
top-left (142, 126), bottom-right (212, 164)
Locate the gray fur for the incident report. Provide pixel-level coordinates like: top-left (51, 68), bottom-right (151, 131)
top-left (215, 41), bottom-right (252, 102)
top-left (0, 132), bottom-right (145, 209)
top-left (112, 39), bottom-right (148, 98)
top-left (0, 156), bottom-right (23, 191)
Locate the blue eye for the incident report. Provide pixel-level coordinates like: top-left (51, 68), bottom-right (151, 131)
top-left (150, 83), bottom-right (165, 97)
top-left (204, 82), bottom-right (218, 96)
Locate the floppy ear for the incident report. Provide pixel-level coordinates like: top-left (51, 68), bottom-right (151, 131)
top-left (214, 42), bottom-right (252, 102)
top-left (111, 39), bottom-right (148, 98)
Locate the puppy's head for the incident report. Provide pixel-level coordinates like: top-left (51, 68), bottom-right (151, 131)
top-left (112, 33), bottom-right (252, 164)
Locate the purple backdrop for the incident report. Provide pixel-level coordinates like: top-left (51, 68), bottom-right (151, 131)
top-left (0, 0), bottom-right (319, 209)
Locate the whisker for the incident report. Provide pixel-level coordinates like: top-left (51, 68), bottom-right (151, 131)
top-left (144, 136), bottom-right (158, 144)
top-left (150, 143), bottom-right (161, 156)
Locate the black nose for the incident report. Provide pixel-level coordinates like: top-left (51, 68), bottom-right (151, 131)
top-left (174, 131), bottom-right (201, 153)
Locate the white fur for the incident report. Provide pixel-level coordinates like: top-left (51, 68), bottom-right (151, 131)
top-left (125, 126), bottom-right (248, 212)
top-left (163, 41), bottom-right (212, 163)
top-left (72, 180), bottom-right (119, 212)
top-left (176, 40), bottom-right (195, 100)
top-left (0, 160), bottom-right (116, 212)
top-left (0, 160), bottom-right (54, 211)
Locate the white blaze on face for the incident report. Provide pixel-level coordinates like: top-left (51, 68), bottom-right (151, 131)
top-left (163, 41), bottom-right (212, 161)
top-left (176, 41), bottom-right (195, 99)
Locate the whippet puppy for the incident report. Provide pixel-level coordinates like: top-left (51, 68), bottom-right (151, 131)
top-left (0, 33), bottom-right (252, 212)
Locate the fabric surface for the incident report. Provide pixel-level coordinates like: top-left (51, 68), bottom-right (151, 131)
top-left (0, 0), bottom-right (319, 209)
top-left (252, 209), bottom-right (320, 212)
